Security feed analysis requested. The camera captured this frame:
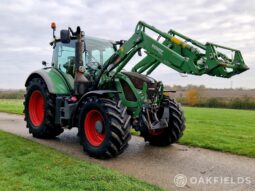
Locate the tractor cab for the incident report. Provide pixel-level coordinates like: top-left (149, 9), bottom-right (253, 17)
top-left (52, 37), bottom-right (115, 81)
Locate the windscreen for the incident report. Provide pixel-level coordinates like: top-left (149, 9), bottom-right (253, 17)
top-left (85, 37), bottom-right (115, 65)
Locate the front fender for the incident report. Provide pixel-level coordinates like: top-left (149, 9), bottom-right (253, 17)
top-left (25, 68), bottom-right (72, 95)
top-left (77, 90), bottom-right (120, 107)
top-left (71, 90), bottom-right (120, 127)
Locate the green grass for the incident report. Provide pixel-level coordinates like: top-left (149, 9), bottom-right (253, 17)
top-left (180, 107), bottom-right (255, 157)
top-left (0, 99), bottom-right (23, 114)
top-left (1, 99), bottom-right (255, 157)
top-left (0, 130), bottom-right (163, 191)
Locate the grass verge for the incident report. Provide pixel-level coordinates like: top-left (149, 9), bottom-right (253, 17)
top-left (0, 130), bottom-right (163, 191)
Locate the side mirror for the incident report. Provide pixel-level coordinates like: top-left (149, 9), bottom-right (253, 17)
top-left (60, 29), bottom-right (70, 43)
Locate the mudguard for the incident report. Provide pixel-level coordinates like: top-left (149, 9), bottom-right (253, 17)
top-left (25, 68), bottom-right (73, 95)
top-left (71, 90), bottom-right (121, 127)
top-left (77, 90), bottom-right (121, 106)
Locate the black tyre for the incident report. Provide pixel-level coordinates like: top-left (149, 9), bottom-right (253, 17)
top-left (78, 97), bottom-right (131, 158)
top-left (24, 78), bottom-right (63, 138)
top-left (141, 97), bottom-right (185, 146)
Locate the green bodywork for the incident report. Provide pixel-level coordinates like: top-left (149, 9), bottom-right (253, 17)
top-left (25, 68), bottom-right (73, 95)
top-left (113, 73), bottom-right (164, 117)
top-left (26, 21), bottom-right (248, 118)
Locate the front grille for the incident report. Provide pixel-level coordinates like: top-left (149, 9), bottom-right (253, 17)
top-left (120, 79), bottom-right (137, 101)
top-left (121, 72), bottom-right (160, 102)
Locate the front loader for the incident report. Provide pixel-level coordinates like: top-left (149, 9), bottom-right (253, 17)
top-left (24, 21), bottom-right (248, 158)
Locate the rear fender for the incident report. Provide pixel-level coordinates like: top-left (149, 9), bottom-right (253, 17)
top-left (25, 68), bottom-right (72, 95)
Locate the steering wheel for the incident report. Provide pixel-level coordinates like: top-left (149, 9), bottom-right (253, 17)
top-left (87, 61), bottom-right (101, 70)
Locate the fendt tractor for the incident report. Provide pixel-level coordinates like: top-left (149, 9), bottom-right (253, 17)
top-left (24, 21), bottom-right (248, 158)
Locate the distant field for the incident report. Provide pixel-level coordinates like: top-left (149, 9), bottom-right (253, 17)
top-left (180, 107), bottom-right (255, 157)
top-left (174, 89), bottom-right (255, 99)
top-left (0, 99), bottom-right (23, 114)
top-left (1, 99), bottom-right (255, 157)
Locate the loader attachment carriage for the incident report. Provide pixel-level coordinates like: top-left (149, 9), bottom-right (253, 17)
top-left (24, 21), bottom-right (248, 158)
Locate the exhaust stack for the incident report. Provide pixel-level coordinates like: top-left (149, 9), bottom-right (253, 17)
top-left (73, 27), bottom-right (90, 95)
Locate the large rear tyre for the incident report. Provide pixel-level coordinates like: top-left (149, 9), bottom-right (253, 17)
top-left (24, 78), bottom-right (63, 138)
top-left (141, 97), bottom-right (185, 146)
top-left (78, 97), bottom-right (131, 158)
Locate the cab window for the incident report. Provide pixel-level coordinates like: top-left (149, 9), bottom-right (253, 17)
top-left (52, 37), bottom-right (114, 76)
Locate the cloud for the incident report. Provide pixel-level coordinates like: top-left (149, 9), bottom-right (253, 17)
top-left (0, 0), bottom-right (254, 89)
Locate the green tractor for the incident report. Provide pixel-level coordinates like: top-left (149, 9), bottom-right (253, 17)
top-left (24, 21), bottom-right (248, 158)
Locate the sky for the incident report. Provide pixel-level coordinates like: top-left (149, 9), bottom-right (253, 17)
top-left (0, 0), bottom-right (254, 89)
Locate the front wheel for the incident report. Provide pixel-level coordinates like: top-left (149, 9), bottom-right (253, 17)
top-left (141, 97), bottom-right (185, 146)
top-left (78, 97), bottom-right (131, 158)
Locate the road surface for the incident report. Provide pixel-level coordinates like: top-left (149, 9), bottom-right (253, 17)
top-left (0, 112), bottom-right (254, 191)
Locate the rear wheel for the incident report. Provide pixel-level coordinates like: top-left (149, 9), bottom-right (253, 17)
top-left (78, 97), bottom-right (131, 158)
top-left (24, 78), bottom-right (63, 138)
top-left (141, 97), bottom-right (185, 146)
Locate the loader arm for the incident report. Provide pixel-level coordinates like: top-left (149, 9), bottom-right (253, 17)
top-left (101, 21), bottom-right (248, 82)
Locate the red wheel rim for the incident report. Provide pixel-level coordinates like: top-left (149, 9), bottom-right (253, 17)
top-left (84, 110), bottom-right (105, 146)
top-left (29, 90), bottom-right (45, 126)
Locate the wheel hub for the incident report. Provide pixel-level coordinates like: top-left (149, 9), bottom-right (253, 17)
top-left (95, 121), bottom-right (103, 133)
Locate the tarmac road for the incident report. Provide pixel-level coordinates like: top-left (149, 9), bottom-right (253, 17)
top-left (0, 112), bottom-right (254, 191)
